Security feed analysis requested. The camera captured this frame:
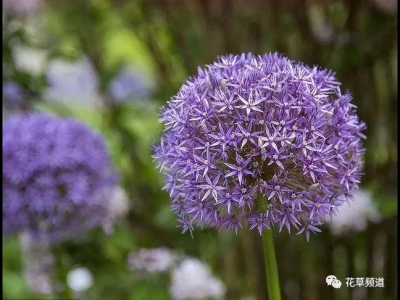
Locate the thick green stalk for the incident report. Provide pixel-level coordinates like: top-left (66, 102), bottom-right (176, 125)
top-left (262, 229), bottom-right (282, 300)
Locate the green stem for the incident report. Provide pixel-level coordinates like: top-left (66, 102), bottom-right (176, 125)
top-left (53, 246), bottom-right (75, 299)
top-left (262, 229), bottom-right (282, 300)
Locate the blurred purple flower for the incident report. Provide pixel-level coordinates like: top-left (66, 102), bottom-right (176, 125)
top-left (3, 81), bottom-right (24, 109)
top-left (109, 67), bottom-right (152, 103)
top-left (2, 113), bottom-right (118, 242)
top-left (153, 52), bottom-right (366, 240)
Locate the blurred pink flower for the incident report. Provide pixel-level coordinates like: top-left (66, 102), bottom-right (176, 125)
top-left (3, 0), bottom-right (41, 17)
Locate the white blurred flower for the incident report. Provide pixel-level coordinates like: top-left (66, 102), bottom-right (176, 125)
top-left (19, 232), bottom-right (54, 294)
top-left (326, 189), bottom-right (381, 235)
top-left (169, 257), bottom-right (226, 300)
top-left (67, 267), bottom-right (94, 293)
top-left (128, 247), bottom-right (177, 273)
top-left (44, 57), bottom-right (100, 105)
top-left (107, 186), bottom-right (129, 218)
top-left (13, 47), bottom-right (47, 75)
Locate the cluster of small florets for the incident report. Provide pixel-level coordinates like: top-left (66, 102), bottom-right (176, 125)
top-left (153, 52), bottom-right (366, 240)
top-left (2, 113), bottom-right (118, 242)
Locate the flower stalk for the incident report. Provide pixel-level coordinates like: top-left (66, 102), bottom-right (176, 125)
top-left (262, 229), bottom-right (281, 300)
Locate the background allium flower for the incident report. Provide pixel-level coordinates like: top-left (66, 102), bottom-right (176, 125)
top-left (169, 257), bottom-right (226, 300)
top-left (20, 232), bottom-right (55, 295)
top-left (2, 113), bottom-right (118, 242)
top-left (326, 189), bottom-right (381, 235)
top-left (108, 67), bottom-right (153, 103)
top-left (3, 81), bottom-right (24, 109)
top-left (153, 52), bottom-right (366, 240)
top-left (127, 247), bottom-right (177, 274)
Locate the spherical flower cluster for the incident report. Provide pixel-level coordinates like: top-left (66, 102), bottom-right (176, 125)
top-left (153, 52), bottom-right (366, 240)
top-left (169, 258), bottom-right (226, 300)
top-left (326, 189), bottom-right (381, 235)
top-left (3, 113), bottom-right (118, 242)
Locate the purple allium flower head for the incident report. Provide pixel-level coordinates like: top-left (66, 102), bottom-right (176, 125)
top-left (109, 67), bottom-right (152, 103)
top-left (3, 113), bottom-right (118, 242)
top-left (153, 53), bottom-right (366, 240)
